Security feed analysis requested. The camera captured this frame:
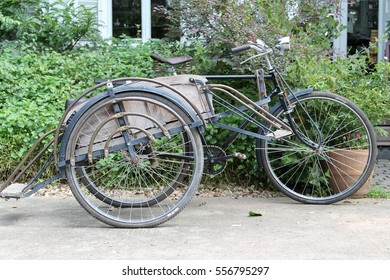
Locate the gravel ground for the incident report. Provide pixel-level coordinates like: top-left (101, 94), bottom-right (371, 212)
top-left (4, 159), bottom-right (389, 199)
top-left (33, 183), bottom-right (73, 198)
top-left (372, 159), bottom-right (390, 191)
top-left (32, 182), bottom-right (281, 199)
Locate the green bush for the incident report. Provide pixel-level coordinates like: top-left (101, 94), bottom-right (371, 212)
top-left (286, 50), bottom-right (390, 127)
top-left (2, 38), bottom-right (389, 188)
top-left (0, 39), bottom-right (156, 179)
top-left (166, 0), bottom-right (340, 73)
top-left (0, 0), bottom-right (36, 41)
top-left (1, 0), bottom-right (102, 53)
top-left (163, 0), bottom-right (390, 186)
top-left (19, 0), bottom-right (102, 53)
top-left (0, 38), bottom-right (269, 186)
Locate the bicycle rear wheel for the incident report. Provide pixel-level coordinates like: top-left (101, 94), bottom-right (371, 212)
top-left (257, 91), bottom-right (377, 204)
top-left (65, 91), bottom-right (204, 227)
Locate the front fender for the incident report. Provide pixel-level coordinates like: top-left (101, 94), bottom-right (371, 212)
top-left (256, 88), bottom-right (313, 170)
top-left (268, 88), bottom-right (313, 115)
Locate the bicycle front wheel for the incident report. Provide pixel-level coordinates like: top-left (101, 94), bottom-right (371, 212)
top-left (257, 91), bottom-right (377, 204)
top-left (65, 91), bottom-right (204, 227)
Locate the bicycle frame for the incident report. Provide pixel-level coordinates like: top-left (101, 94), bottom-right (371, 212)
top-left (199, 67), bottom-right (314, 159)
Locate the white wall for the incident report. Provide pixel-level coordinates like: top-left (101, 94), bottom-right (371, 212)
top-left (97, 0), bottom-right (112, 39)
top-left (333, 0), bottom-right (348, 57)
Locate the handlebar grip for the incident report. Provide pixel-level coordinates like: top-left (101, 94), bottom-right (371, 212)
top-left (231, 44), bottom-right (251, 53)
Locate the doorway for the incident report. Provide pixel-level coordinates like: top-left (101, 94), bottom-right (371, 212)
top-left (112, 0), bottom-right (171, 39)
top-left (347, 0), bottom-right (378, 60)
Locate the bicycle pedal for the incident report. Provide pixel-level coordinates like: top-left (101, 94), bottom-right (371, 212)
top-left (266, 129), bottom-right (293, 139)
top-left (233, 152), bottom-right (247, 160)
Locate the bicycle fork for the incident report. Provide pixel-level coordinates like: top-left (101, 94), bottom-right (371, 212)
top-left (277, 92), bottom-right (323, 151)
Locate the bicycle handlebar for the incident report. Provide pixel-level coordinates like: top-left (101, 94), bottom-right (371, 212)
top-left (231, 44), bottom-right (251, 53)
top-left (231, 37), bottom-right (290, 56)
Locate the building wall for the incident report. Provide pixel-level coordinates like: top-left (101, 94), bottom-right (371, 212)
top-left (77, 0), bottom-right (98, 8)
top-left (92, 1), bottom-right (389, 59)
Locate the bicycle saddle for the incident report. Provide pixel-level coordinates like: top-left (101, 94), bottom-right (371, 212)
top-left (150, 53), bottom-right (193, 65)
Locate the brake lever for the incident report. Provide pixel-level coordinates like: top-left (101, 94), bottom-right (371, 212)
top-left (240, 45), bottom-right (272, 65)
top-left (240, 53), bottom-right (263, 65)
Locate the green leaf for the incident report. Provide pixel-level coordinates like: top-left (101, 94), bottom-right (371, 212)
top-left (248, 211), bottom-right (263, 217)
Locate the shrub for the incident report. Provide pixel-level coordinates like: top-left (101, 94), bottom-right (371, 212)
top-left (0, 39), bottom-right (156, 179)
top-left (166, 0), bottom-right (340, 72)
top-left (0, 38), bottom-right (269, 186)
top-left (286, 49), bottom-right (390, 127)
top-left (1, 0), bottom-right (102, 53)
top-left (19, 0), bottom-right (102, 52)
top-left (1, 0), bottom-right (388, 190)
top-left (164, 0), bottom-right (389, 187)
top-left (0, 0), bottom-right (36, 41)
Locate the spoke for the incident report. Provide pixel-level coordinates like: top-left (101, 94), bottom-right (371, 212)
top-left (260, 94), bottom-right (374, 203)
top-left (323, 124), bottom-right (366, 148)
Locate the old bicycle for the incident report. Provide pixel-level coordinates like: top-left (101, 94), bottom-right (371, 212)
top-left (0, 37), bottom-right (377, 228)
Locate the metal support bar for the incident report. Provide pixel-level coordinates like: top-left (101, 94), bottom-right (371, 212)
top-left (0, 128), bottom-right (59, 192)
top-left (209, 84), bottom-right (290, 130)
top-left (62, 123), bottom-right (199, 167)
top-left (213, 122), bottom-right (273, 141)
top-left (210, 98), bottom-right (271, 121)
top-left (205, 74), bottom-right (272, 80)
top-left (22, 173), bottom-right (63, 198)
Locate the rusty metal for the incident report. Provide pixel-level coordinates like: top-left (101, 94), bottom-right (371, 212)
top-left (53, 77), bottom-right (208, 166)
top-left (86, 111), bottom-right (171, 163)
top-left (12, 137), bottom-right (56, 184)
top-left (102, 125), bottom-right (155, 161)
top-left (208, 84), bottom-right (291, 131)
top-left (0, 128), bottom-right (60, 193)
top-left (68, 96), bottom-right (192, 167)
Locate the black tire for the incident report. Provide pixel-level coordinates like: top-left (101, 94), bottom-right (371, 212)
top-left (257, 91), bottom-right (377, 204)
top-left (65, 91), bottom-right (204, 227)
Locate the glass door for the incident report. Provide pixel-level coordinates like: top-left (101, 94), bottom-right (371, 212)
top-left (112, 0), bottom-right (141, 38)
top-left (347, 0), bottom-right (378, 60)
top-left (112, 0), bottom-right (171, 39)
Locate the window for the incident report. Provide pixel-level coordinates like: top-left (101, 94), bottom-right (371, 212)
top-left (348, 0), bottom-right (378, 58)
top-left (152, 0), bottom-right (170, 38)
top-left (112, 0), bottom-right (141, 38)
top-left (112, 0), bottom-right (170, 39)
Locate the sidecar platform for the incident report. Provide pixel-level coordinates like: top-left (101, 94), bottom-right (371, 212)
top-left (0, 183), bottom-right (28, 199)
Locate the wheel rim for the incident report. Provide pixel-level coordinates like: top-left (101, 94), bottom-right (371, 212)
top-left (261, 94), bottom-right (375, 202)
top-left (67, 94), bottom-right (203, 226)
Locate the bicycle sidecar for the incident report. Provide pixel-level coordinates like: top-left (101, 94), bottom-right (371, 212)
top-left (0, 75), bottom-right (212, 228)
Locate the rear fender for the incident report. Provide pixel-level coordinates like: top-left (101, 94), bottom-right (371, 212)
top-left (58, 86), bottom-right (204, 169)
